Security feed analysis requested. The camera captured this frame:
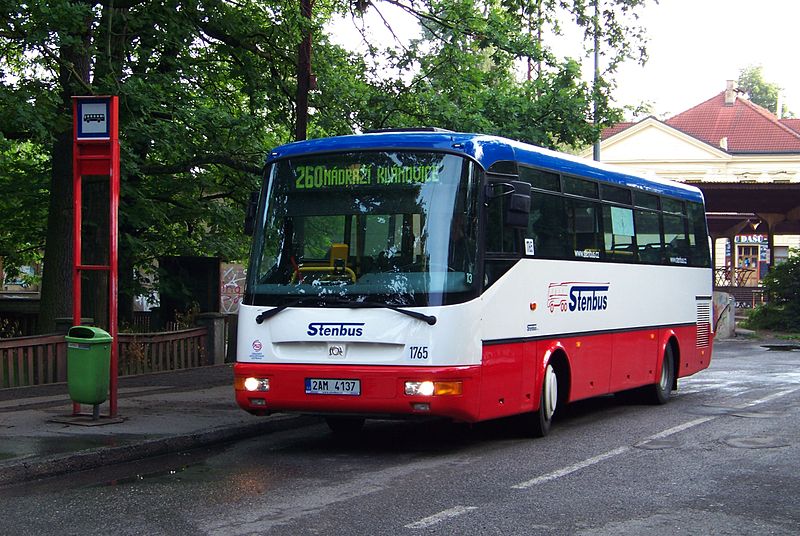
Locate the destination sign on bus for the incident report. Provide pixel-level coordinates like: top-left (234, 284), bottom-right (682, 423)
top-left (294, 164), bottom-right (441, 190)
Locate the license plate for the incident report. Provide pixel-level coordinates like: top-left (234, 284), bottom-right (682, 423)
top-left (305, 378), bottom-right (361, 396)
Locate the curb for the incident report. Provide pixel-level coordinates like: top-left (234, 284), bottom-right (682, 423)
top-left (0, 414), bottom-right (316, 487)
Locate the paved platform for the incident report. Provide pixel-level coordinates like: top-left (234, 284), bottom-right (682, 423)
top-left (0, 364), bottom-right (309, 486)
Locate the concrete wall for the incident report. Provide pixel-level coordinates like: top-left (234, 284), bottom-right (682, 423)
top-left (713, 291), bottom-right (735, 339)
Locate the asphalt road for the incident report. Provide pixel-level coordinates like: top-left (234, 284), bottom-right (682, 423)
top-left (1, 338), bottom-right (798, 535)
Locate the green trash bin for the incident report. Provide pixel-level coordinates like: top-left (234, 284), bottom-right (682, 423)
top-left (66, 326), bottom-right (112, 406)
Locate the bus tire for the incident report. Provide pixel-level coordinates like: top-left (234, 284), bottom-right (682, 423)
top-left (644, 344), bottom-right (675, 405)
top-left (530, 363), bottom-right (558, 437)
top-left (326, 416), bottom-right (365, 436)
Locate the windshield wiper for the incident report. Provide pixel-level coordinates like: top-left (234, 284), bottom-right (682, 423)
top-left (255, 296), bottom-right (316, 324)
top-left (255, 295), bottom-right (437, 325)
top-left (346, 299), bottom-right (437, 325)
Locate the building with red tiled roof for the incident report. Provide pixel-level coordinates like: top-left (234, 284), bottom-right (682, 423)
top-left (667, 87), bottom-right (800, 154)
top-left (581, 81), bottom-right (800, 287)
top-left (592, 81), bottom-right (800, 160)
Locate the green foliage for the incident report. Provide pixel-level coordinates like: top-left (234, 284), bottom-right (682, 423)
top-left (0, 138), bottom-right (48, 279)
top-left (762, 249), bottom-right (800, 305)
top-left (1, 0), bottom-right (300, 306)
top-left (746, 250), bottom-right (800, 332)
top-left (337, 0), bottom-right (639, 147)
top-left (745, 303), bottom-right (800, 332)
top-left (0, 0), bottom-right (652, 316)
top-left (737, 64), bottom-right (793, 117)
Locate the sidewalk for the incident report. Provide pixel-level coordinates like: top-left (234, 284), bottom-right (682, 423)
top-left (0, 365), bottom-right (310, 487)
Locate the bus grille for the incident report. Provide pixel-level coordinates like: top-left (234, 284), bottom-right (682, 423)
top-left (696, 302), bottom-right (711, 348)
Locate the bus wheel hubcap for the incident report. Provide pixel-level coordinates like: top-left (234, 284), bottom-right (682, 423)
top-left (543, 364), bottom-right (558, 420)
top-left (660, 355), bottom-right (670, 392)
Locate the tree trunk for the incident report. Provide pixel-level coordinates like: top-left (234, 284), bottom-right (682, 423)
top-left (37, 17), bottom-right (93, 333)
top-left (37, 132), bottom-right (74, 333)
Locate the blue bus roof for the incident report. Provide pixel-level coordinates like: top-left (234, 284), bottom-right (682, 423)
top-left (267, 131), bottom-right (704, 203)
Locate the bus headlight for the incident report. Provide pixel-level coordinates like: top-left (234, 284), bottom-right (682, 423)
top-left (405, 381), bottom-right (435, 396)
top-left (405, 381), bottom-right (462, 396)
top-left (239, 377), bottom-right (269, 392)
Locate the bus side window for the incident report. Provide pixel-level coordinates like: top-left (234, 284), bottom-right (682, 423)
top-left (663, 213), bottom-right (690, 265)
top-left (634, 209), bottom-right (663, 264)
top-left (527, 192), bottom-right (569, 259)
top-left (485, 181), bottom-right (521, 288)
top-left (567, 199), bottom-right (602, 260)
top-left (485, 189), bottom-right (519, 254)
top-left (687, 202), bottom-right (711, 267)
top-left (602, 205), bottom-right (635, 261)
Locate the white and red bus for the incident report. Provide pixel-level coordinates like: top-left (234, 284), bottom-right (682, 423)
top-left (234, 130), bottom-right (713, 436)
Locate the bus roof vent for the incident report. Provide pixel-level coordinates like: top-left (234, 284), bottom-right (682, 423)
top-left (364, 127), bottom-right (455, 134)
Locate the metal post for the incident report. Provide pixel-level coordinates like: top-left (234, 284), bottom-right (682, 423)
top-left (295, 0), bottom-right (314, 142)
top-left (108, 97), bottom-right (120, 417)
top-left (71, 99), bottom-right (83, 416)
top-left (592, 0), bottom-right (601, 162)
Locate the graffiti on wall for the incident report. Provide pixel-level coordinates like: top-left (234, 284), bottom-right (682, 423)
top-left (221, 263), bottom-right (246, 314)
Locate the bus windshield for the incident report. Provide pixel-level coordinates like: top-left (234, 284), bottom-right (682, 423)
top-left (247, 151), bottom-right (480, 307)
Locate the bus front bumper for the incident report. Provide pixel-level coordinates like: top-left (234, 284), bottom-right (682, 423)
top-left (234, 362), bottom-right (482, 422)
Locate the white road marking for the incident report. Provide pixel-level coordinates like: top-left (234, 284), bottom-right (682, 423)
top-left (739, 387), bottom-right (800, 408)
top-left (511, 447), bottom-right (629, 489)
top-left (512, 387), bottom-right (800, 490)
top-left (643, 417), bottom-right (715, 441)
top-left (404, 506), bottom-right (478, 529)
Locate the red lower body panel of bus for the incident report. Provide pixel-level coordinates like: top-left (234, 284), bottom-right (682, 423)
top-left (234, 324), bottom-right (712, 424)
top-left (234, 362), bottom-right (483, 422)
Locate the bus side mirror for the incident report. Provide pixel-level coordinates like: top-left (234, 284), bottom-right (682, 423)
top-left (244, 191), bottom-right (258, 236)
top-left (487, 181), bottom-right (531, 228)
top-left (505, 180), bottom-right (531, 228)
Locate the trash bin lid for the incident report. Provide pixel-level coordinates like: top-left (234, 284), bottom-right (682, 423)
top-left (65, 325), bottom-right (113, 343)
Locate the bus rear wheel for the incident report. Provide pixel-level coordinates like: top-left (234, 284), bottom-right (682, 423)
top-left (644, 344), bottom-right (675, 405)
top-left (529, 363), bottom-right (558, 437)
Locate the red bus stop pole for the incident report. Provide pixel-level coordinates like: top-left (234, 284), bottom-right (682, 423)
top-left (71, 96), bottom-right (119, 417)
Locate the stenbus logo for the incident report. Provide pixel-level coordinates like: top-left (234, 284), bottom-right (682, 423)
top-left (307, 322), bottom-right (365, 337)
top-left (547, 282), bottom-right (610, 313)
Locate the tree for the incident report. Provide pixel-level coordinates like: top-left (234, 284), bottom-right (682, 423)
top-left (0, 0), bottom-right (301, 330)
top-left (746, 249), bottom-right (800, 332)
top-left (332, 0), bottom-right (652, 147)
top-left (737, 64), bottom-right (793, 117)
top-left (0, 139), bottom-right (49, 285)
top-left (1, 0), bottom-right (653, 333)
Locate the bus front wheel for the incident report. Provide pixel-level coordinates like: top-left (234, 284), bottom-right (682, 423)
top-left (529, 363), bottom-right (558, 437)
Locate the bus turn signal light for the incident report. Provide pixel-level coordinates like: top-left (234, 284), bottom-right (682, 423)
top-left (434, 381), bottom-right (463, 396)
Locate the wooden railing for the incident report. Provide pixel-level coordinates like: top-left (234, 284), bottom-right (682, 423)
top-left (0, 334), bottom-right (67, 388)
top-left (0, 327), bottom-right (208, 389)
top-left (118, 328), bottom-right (207, 375)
